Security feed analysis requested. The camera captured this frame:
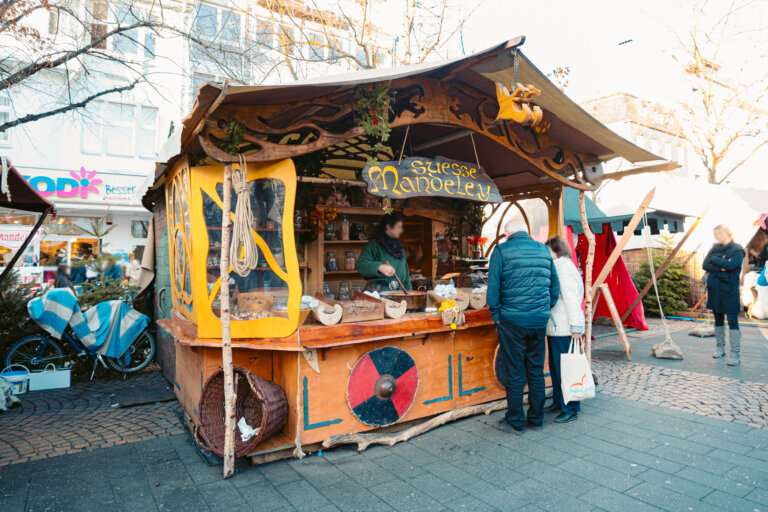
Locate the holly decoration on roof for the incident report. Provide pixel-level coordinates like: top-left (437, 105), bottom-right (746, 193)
top-left (354, 82), bottom-right (394, 166)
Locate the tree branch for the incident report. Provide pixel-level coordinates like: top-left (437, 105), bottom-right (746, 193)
top-left (0, 79), bottom-right (139, 132)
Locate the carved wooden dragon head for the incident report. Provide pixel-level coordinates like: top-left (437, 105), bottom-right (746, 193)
top-left (494, 82), bottom-right (543, 126)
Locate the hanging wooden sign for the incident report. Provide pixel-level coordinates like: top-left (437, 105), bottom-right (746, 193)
top-left (362, 156), bottom-right (502, 203)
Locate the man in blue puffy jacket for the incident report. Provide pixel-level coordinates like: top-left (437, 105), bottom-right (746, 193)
top-left (488, 220), bottom-right (560, 433)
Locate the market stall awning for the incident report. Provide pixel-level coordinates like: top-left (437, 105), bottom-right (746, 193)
top-left (0, 157), bottom-right (55, 283)
top-left (149, 36), bottom-right (671, 207)
top-left (563, 188), bottom-right (688, 235)
top-left (0, 158), bottom-right (54, 213)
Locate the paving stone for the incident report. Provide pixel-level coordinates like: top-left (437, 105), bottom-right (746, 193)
top-left (318, 480), bottom-right (393, 512)
top-left (726, 465), bottom-right (768, 489)
top-left (675, 466), bottom-right (755, 498)
top-left (369, 478), bottom-right (444, 512)
top-left (287, 456), bottom-right (349, 488)
top-left (581, 451), bottom-right (648, 476)
top-left (702, 489), bottom-right (764, 511)
top-left (616, 448), bottom-right (685, 475)
top-left (197, 479), bottom-right (248, 511)
top-left (276, 479), bottom-right (339, 511)
top-left (446, 494), bottom-right (500, 512)
top-left (237, 479), bottom-right (296, 511)
top-left (745, 487), bottom-right (768, 506)
top-left (144, 460), bottom-right (193, 489)
top-left (646, 445), bottom-right (736, 475)
top-left (559, 457), bottom-right (642, 492)
top-left (579, 486), bottom-right (660, 512)
top-left (625, 482), bottom-right (722, 511)
top-left (635, 468), bottom-right (713, 499)
top-left (258, 460), bottom-right (303, 487)
top-left (333, 455), bottom-right (399, 487)
top-left (151, 484), bottom-right (209, 512)
top-left (405, 472), bottom-right (466, 504)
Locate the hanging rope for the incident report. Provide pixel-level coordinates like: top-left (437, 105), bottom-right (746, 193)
top-left (470, 133), bottom-right (480, 167)
top-left (230, 154), bottom-right (259, 276)
top-left (397, 126), bottom-right (410, 165)
top-left (644, 213), bottom-right (683, 358)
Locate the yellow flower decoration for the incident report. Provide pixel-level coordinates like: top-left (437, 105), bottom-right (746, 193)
top-left (439, 299), bottom-right (457, 312)
top-left (450, 322), bottom-right (457, 330)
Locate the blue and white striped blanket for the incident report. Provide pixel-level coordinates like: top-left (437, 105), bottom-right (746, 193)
top-left (27, 289), bottom-right (150, 360)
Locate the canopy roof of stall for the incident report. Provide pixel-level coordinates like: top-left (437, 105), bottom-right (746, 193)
top-left (151, 37), bottom-right (670, 203)
top-left (563, 188), bottom-right (688, 235)
top-left (0, 158), bottom-right (53, 213)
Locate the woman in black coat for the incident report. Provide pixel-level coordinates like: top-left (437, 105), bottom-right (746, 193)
top-left (702, 224), bottom-right (744, 366)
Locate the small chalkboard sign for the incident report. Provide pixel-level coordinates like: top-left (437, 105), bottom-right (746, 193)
top-left (362, 156), bottom-right (502, 203)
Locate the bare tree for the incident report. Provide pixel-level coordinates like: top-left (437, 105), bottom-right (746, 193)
top-left (0, 0), bottom-right (478, 135)
top-left (673, 0), bottom-right (768, 184)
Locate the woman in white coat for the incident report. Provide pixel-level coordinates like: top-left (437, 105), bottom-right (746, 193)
top-left (543, 236), bottom-right (585, 423)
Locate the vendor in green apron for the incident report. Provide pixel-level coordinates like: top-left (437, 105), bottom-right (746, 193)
top-left (357, 214), bottom-right (412, 291)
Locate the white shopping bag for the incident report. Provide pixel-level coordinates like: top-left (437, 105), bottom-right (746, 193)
top-left (29, 364), bottom-right (71, 391)
top-left (560, 337), bottom-right (595, 403)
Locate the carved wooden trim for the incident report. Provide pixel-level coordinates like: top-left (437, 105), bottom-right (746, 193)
top-left (198, 78), bottom-right (597, 190)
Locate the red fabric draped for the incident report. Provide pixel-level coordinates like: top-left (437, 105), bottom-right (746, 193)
top-left (567, 225), bottom-right (648, 331)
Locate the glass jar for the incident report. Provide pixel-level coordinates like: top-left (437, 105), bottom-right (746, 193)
top-left (344, 251), bottom-right (356, 270)
top-left (340, 215), bottom-right (350, 241)
top-left (325, 221), bottom-right (336, 241)
top-left (338, 281), bottom-right (350, 300)
top-left (322, 282), bottom-right (335, 301)
top-left (355, 223), bottom-right (367, 240)
top-left (294, 210), bottom-right (304, 229)
top-left (325, 251), bottom-right (337, 271)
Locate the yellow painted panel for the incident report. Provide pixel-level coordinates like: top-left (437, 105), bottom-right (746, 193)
top-left (188, 159), bottom-right (301, 339)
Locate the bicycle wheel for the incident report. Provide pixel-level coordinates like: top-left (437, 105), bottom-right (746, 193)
top-left (105, 330), bottom-right (156, 373)
top-left (5, 334), bottom-right (66, 371)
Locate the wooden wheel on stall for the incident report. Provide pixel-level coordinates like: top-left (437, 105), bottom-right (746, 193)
top-left (346, 346), bottom-right (418, 427)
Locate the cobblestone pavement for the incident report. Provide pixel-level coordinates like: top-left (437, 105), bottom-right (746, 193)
top-left (4, 393), bottom-right (768, 511)
top-left (0, 372), bottom-right (183, 467)
top-left (593, 360), bottom-right (768, 428)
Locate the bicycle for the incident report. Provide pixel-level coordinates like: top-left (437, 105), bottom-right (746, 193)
top-left (5, 327), bottom-right (155, 378)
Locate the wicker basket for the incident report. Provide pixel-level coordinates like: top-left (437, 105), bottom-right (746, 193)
top-left (196, 366), bottom-right (288, 458)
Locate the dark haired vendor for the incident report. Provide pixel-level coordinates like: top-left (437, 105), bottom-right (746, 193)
top-left (357, 214), bottom-right (412, 291)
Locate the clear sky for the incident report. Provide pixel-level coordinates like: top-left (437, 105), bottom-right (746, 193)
top-left (452, 0), bottom-right (768, 186)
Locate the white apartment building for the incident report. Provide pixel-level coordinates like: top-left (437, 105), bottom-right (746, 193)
top-left (0, 0), bottom-right (392, 284)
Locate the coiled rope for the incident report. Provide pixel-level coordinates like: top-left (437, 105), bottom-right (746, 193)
top-left (230, 154), bottom-right (259, 276)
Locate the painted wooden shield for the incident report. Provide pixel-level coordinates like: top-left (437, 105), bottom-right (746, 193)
top-left (347, 346), bottom-right (418, 427)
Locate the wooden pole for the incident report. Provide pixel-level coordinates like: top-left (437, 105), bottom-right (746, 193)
top-left (589, 187), bottom-right (656, 298)
top-left (579, 191), bottom-right (595, 363)
top-left (220, 164), bottom-right (236, 478)
top-left (620, 209), bottom-right (706, 322)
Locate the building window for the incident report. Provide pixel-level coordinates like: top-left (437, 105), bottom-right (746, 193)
top-left (112, 5), bottom-right (155, 58)
top-left (90, 1), bottom-right (109, 49)
top-left (80, 102), bottom-right (157, 158)
top-left (49, 10), bottom-right (59, 34)
top-left (253, 19), bottom-right (273, 62)
top-left (0, 96), bottom-right (10, 144)
top-left (80, 101), bottom-right (102, 154)
top-left (328, 38), bottom-right (342, 63)
top-left (104, 103), bottom-right (134, 157)
top-left (194, 4), bottom-right (241, 43)
top-left (307, 32), bottom-right (324, 61)
top-left (131, 220), bottom-right (149, 238)
top-left (136, 106), bottom-right (158, 158)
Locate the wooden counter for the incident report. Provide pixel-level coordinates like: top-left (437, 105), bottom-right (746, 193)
top-left (157, 308), bottom-right (494, 351)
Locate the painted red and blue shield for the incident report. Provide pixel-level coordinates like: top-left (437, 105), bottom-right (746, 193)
top-left (347, 346), bottom-right (418, 427)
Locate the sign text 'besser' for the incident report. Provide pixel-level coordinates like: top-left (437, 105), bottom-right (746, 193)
top-left (362, 156), bottom-right (502, 203)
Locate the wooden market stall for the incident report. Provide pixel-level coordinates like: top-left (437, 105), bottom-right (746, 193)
top-left (144, 38), bottom-right (670, 463)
